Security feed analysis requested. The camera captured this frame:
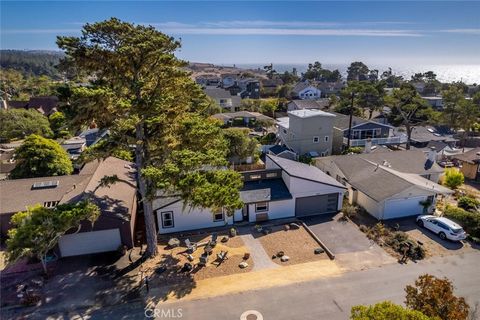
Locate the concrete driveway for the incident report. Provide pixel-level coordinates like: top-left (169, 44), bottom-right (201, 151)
top-left (302, 213), bottom-right (396, 269)
top-left (385, 217), bottom-right (479, 258)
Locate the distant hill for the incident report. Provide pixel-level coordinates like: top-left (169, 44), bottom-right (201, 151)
top-left (0, 50), bottom-right (64, 78)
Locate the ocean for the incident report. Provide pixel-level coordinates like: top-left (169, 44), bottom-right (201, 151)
top-left (236, 63), bottom-right (480, 85)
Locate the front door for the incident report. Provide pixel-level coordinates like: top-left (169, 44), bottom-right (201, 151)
top-left (234, 205), bottom-right (249, 223)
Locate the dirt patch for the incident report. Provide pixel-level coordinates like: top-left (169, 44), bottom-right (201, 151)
top-left (142, 232), bottom-right (253, 283)
top-left (257, 225), bottom-right (328, 266)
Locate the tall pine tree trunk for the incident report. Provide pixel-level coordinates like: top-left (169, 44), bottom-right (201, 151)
top-left (135, 122), bottom-right (158, 257)
top-left (406, 124), bottom-right (412, 150)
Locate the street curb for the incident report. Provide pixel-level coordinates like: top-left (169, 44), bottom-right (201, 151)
top-left (300, 222), bottom-right (335, 260)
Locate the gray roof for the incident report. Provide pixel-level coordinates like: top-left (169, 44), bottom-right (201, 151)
top-left (331, 112), bottom-right (392, 131)
top-left (212, 111), bottom-right (274, 122)
top-left (241, 178), bottom-right (292, 203)
top-left (316, 151), bottom-right (449, 202)
top-left (452, 148), bottom-right (480, 164)
top-left (405, 126), bottom-right (457, 143)
top-left (288, 99), bottom-right (330, 110)
top-left (267, 154), bottom-right (346, 189)
top-left (204, 87), bottom-right (232, 99)
top-left (292, 82), bottom-right (318, 94)
top-left (0, 157), bottom-right (137, 218)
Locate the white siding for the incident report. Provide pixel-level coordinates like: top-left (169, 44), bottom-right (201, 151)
top-left (155, 202), bottom-right (233, 234)
top-left (288, 176), bottom-right (345, 211)
top-left (383, 196), bottom-right (427, 219)
top-left (247, 199), bottom-right (295, 222)
top-left (356, 191), bottom-right (383, 220)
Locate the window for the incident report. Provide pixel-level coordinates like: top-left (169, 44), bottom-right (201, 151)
top-left (266, 172), bottom-right (277, 178)
top-left (43, 201), bottom-right (59, 208)
top-left (161, 211), bottom-right (174, 228)
top-left (313, 136), bottom-right (320, 143)
top-left (283, 129), bottom-right (287, 134)
top-left (255, 202), bottom-right (269, 212)
top-left (213, 212), bottom-right (224, 222)
top-left (249, 174), bottom-right (261, 180)
top-left (324, 136), bottom-right (329, 142)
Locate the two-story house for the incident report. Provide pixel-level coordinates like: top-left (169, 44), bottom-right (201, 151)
top-left (204, 87), bottom-right (241, 112)
top-left (277, 109), bottom-right (335, 157)
top-left (292, 82), bottom-right (322, 100)
top-left (331, 112), bottom-right (407, 154)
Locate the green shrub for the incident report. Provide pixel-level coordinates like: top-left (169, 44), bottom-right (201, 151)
top-left (342, 147), bottom-right (363, 154)
top-left (443, 168), bottom-right (464, 189)
top-left (457, 196), bottom-right (479, 212)
top-left (444, 205), bottom-right (480, 238)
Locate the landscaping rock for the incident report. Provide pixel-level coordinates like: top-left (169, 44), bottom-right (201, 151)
top-left (284, 224), bottom-right (290, 231)
top-left (229, 228), bottom-right (237, 237)
top-left (280, 255), bottom-right (290, 262)
top-left (168, 238), bottom-right (180, 248)
top-left (239, 261), bottom-right (249, 269)
top-left (187, 254), bottom-right (194, 262)
top-left (314, 248), bottom-right (325, 255)
top-left (289, 223), bottom-right (300, 229)
top-left (272, 255), bottom-right (277, 259)
top-left (276, 251), bottom-right (285, 257)
top-left (243, 252), bottom-right (250, 260)
top-left (262, 228), bottom-right (271, 235)
top-left (221, 236), bottom-right (229, 243)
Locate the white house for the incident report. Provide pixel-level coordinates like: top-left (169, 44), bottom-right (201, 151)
top-left (292, 82), bottom-right (322, 100)
top-left (153, 155), bottom-right (346, 234)
top-left (315, 150), bottom-right (453, 220)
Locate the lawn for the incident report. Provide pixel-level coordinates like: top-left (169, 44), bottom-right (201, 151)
top-left (257, 224), bottom-right (328, 266)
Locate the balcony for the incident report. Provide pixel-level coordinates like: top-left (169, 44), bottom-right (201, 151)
top-left (343, 135), bottom-right (408, 147)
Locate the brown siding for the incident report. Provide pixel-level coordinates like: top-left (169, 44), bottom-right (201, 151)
top-left (459, 162), bottom-right (478, 180)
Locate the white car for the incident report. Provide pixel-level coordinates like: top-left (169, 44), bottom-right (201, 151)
top-left (416, 215), bottom-right (467, 241)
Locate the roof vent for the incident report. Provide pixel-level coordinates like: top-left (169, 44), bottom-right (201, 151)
top-left (32, 180), bottom-right (59, 189)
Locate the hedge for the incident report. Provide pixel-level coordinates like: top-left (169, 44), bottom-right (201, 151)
top-left (444, 206), bottom-right (480, 238)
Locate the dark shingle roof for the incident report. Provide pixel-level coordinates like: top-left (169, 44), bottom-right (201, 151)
top-left (292, 82), bottom-right (317, 94)
top-left (27, 96), bottom-right (59, 116)
top-left (268, 145), bottom-right (291, 155)
top-left (289, 99), bottom-right (330, 110)
top-left (241, 178), bottom-right (292, 202)
top-left (406, 126), bottom-right (457, 143)
top-left (204, 87), bottom-right (232, 99)
top-left (267, 154), bottom-right (346, 188)
top-left (453, 148), bottom-right (480, 164)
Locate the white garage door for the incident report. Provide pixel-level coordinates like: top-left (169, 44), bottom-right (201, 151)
top-left (383, 196), bottom-right (426, 219)
top-left (59, 229), bottom-right (122, 257)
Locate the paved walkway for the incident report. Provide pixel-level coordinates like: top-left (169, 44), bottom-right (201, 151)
top-left (239, 234), bottom-right (279, 271)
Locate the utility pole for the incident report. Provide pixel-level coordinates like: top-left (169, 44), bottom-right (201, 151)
top-left (346, 91), bottom-right (355, 150)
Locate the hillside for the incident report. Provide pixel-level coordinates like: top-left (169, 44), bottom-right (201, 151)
top-left (0, 50), bottom-right (64, 78)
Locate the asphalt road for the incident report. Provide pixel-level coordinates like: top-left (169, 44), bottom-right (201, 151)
top-left (160, 251), bottom-right (480, 320)
top-left (36, 251), bottom-right (480, 319)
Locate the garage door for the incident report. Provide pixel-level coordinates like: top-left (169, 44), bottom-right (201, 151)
top-left (383, 197), bottom-right (425, 219)
top-left (59, 229), bottom-right (122, 257)
top-left (295, 193), bottom-right (339, 217)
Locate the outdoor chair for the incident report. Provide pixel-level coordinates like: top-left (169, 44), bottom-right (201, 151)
top-left (185, 238), bottom-right (197, 253)
top-left (198, 253), bottom-right (209, 266)
top-left (214, 251), bottom-right (229, 267)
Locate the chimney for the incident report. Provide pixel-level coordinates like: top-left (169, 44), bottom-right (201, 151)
top-left (427, 146), bottom-right (437, 162)
top-left (365, 138), bottom-right (372, 153)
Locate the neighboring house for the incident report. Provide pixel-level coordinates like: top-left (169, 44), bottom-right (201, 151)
top-left (411, 82), bottom-right (427, 94)
top-left (6, 96), bottom-right (59, 116)
top-left (369, 107), bottom-right (391, 125)
top-left (195, 74), bottom-right (221, 87)
top-left (240, 79), bottom-right (261, 99)
top-left (403, 126), bottom-right (458, 149)
top-left (316, 82), bottom-right (345, 97)
top-left (78, 128), bottom-right (109, 147)
top-left (287, 99), bottom-right (330, 111)
top-left (153, 154), bottom-right (346, 234)
top-left (422, 96), bottom-right (444, 110)
top-left (316, 149), bottom-right (452, 220)
top-left (453, 148), bottom-right (480, 181)
top-left (211, 111), bottom-right (274, 127)
top-left (0, 146), bottom-right (16, 180)
top-left (331, 112), bottom-right (406, 154)
top-left (221, 73), bottom-right (240, 88)
top-left (261, 79), bottom-right (284, 95)
top-left (277, 109), bottom-right (335, 157)
top-left (266, 145), bottom-right (297, 161)
top-left (292, 82), bottom-right (322, 100)
top-left (204, 87), bottom-right (241, 112)
top-left (61, 136), bottom-right (87, 160)
top-left (0, 157), bottom-right (137, 257)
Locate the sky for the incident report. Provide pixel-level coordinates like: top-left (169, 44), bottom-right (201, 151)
top-left (1, 1), bottom-right (480, 66)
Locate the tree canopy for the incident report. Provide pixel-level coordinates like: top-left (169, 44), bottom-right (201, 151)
top-left (0, 108), bottom-right (53, 142)
top-left (10, 134), bottom-right (73, 179)
top-left (57, 18), bottom-right (243, 256)
top-left (0, 50), bottom-right (63, 78)
top-left (223, 128), bottom-right (259, 165)
top-left (6, 201), bottom-right (99, 273)
top-left (347, 61), bottom-right (370, 81)
top-left (405, 274), bottom-right (470, 320)
top-left (351, 301), bottom-right (433, 320)
top-left (302, 61), bottom-right (341, 82)
top-left (386, 83), bottom-right (436, 149)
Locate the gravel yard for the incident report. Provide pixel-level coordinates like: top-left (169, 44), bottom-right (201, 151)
top-left (143, 232), bottom-right (253, 283)
top-left (257, 224), bottom-right (329, 266)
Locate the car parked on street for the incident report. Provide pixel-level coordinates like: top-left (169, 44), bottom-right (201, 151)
top-left (416, 215), bottom-right (467, 241)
